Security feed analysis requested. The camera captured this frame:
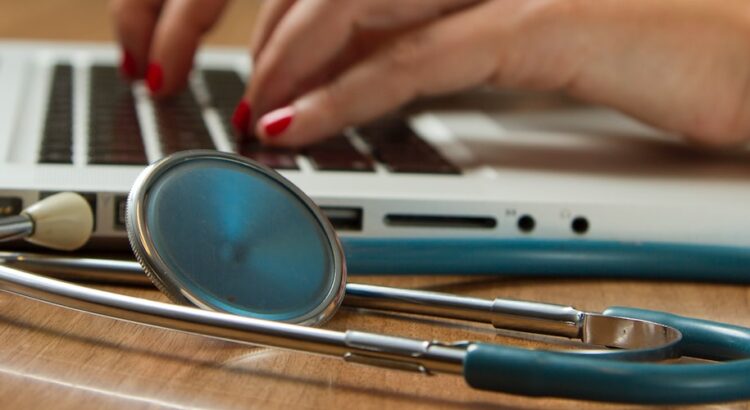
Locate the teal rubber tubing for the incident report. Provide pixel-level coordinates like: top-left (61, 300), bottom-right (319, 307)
top-left (342, 238), bottom-right (750, 282)
top-left (464, 308), bottom-right (750, 404)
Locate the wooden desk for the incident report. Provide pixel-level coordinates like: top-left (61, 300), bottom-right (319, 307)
top-left (1, 1), bottom-right (749, 408)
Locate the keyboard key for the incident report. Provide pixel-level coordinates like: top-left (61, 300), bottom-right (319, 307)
top-left (88, 66), bottom-right (148, 165)
top-left (153, 90), bottom-right (215, 154)
top-left (238, 140), bottom-right (298, 170)
top-left (305, 134), bottom-right (374, 172)
top-left (202, 68), bottom-right (245, 141)
top-left (39, 64), bottom-right (73, 164)
top-left (203, 70), bottom-right (302, 170)
top-left (88, 151), bottom-right (149, 165)
top-left (357, 117), bottom-right (460, 174)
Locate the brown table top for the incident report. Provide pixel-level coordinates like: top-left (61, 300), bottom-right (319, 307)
top-left (0, 1), bottom-right (749, 408)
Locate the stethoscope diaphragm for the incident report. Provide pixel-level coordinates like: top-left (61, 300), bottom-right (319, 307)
top-left (126, 150), bottom-right (345, 325)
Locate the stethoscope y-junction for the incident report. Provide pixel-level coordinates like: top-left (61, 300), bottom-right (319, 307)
top-left (0, 150), bottom-right (749, 404)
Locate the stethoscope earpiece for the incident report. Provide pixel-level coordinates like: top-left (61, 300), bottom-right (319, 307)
top-left (0, 192), bottom-right (93, 251)
top-left (0, 150), bottom-right (749, 404)
top-left (126, 150), bottom-right (345, 325)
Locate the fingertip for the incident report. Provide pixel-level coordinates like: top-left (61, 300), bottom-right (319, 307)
top-left (258, 106), bottom-right (295, 140)
top-left (119, 48), bottom-right (138, 80)
top-left (111, 0), bottom-right (163, 83)
top-left (232, 100), bottom-right (253, 137)
top-left (146, 62), bottom-right (164, 94)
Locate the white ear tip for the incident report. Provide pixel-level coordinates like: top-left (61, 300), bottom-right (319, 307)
top-left (22, 192), bottom-right (94, 251)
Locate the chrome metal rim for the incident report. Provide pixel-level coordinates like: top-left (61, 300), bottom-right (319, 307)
top-left (126, 150), bottom-right (346, 326)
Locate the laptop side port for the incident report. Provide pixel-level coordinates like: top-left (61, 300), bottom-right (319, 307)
top-left (0, 197), bottom-right (23, 216)
top-left (384, 214), bottom-right (496, 229)
top-left (320, 207), bottom-right (363, 231)
top-left (517, 215), bottom-right (535, 233)
top-left (571, 216), bottom-right (589, 234)
top-left (114, 195), bottom-right (128, 230)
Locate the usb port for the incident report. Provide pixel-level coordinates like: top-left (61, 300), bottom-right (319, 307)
top-left (320, 207), bottom-right (363, 231)
top-left (115, 195), bottom-right (128, 230)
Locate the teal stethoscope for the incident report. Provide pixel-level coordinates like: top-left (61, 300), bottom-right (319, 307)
top-left (0, 150), bottom-right (749, 404)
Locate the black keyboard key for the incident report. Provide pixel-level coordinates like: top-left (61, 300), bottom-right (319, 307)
top-left (153, 90), bottom-right (215, 155)
top-left (89, 151), bottom-right (150, 165)
top-left (305, 135), bottom-right (374, 172)
top-left (39, 64), bottom-right (73, 164)
top-left (202, 69), bottom-right (246, 140)
top-left (39, 151), bottom-right (73, 164)
top-left (88, 66), bottom-right (148, 165)
top-left (239, 140), bottom-right (298, 170)
top-left (357, 117), bottom-right (460, 174)
top-left (204, 69), bottom-right (298, 170)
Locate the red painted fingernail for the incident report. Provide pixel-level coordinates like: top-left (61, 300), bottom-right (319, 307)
top-left (231, 100), bottom-right (252, 135)
top-left (260, 106), bottom-right (294, 138)
top-left (120, 49), bottom-right (137, 79)
top-left (146, 62), bottom-right (163, 94)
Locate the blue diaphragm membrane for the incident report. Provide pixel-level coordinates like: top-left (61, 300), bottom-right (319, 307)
top-left (140, 155), bottom-right (339, 323)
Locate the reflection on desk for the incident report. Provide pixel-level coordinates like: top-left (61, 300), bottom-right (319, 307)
top-left (0, 275), bottom-right (748, 409)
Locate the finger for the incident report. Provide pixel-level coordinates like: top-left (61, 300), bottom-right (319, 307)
top-left (245, 0), bottom-right (482, 126)
top-left (146, 0), bottom-right (228, 96)
top-left (232, 0), bottom-right (296, 136)
top-left (254, 5), bottom-right (498, 146)
top-left (110, 0), bottom-right (165, 79)
top-left (248, 0), bottom-right (296, 59)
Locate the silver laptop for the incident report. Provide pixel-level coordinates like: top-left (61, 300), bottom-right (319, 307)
top-left (2, 40), bottom-right (749, 274)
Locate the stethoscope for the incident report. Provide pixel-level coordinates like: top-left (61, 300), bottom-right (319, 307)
top-left (0, 150), bottom-right (749, 404)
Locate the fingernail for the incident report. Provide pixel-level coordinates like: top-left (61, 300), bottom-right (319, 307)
top-left (260, 106), bottom-right (294, 138)
top-left (146, 62), bottom-right (163, 94)
top-left (231, 100), bottom-right (252, 135)
top-left (120, 49), bottom-right (137, 79)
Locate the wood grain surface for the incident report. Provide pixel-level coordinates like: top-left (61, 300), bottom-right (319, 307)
top-left (0, 1), bottom-right (749, 409)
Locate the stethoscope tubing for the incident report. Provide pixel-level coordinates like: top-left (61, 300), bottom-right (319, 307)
top-left (467, 306), bottom-right (750, 404)
top-left (342, 237), bottom-right (750, 281)
top-left (0, 251), bottom-right (683, 361)
top-left (1, 263), bottom-right (750, 404)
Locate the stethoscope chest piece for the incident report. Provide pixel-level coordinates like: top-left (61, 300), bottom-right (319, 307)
top-left (2, 150), bottom-right (750, 405)
top-left (126, 150), bottom-right (346, 325)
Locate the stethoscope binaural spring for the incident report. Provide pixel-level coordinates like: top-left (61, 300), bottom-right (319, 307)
top-left (0, 150), bottom-right (749, 404)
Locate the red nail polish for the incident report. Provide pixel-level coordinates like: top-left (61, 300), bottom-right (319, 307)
top-left (146, 62), bottom-right (163, 94)
top-left (231, 100), bottom-right (252, 135)
top-left (260, 106), bottom-right (294, 138)
top-left (120, 49), bottom-right (137, 79)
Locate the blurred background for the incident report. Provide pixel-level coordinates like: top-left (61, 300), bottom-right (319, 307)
top-left (0, 0), bottom-right (260, 46)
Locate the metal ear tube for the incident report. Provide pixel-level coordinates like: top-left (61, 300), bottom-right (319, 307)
top-left (0, 192), bottom-right (93, 251)
top-left (1, 261), bottom-right (750, 404)
top-left (0, 250), bottom-right (682, 361)
top-left (1, 150), bottom-right (750, 404)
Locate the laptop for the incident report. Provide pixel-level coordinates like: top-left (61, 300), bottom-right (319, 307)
top-left (2, 40), bottom-right (750, 276)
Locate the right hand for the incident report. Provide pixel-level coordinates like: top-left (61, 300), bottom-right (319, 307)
top-left (242, 0), bottom-right (750, 148)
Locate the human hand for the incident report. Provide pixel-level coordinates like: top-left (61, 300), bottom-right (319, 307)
top-left (240, 0), bottom-right (750, 148)
top-left (110, 0), bottom-right (229, 96)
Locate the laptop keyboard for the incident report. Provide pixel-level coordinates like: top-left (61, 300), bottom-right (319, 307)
top-left (153, 88), bottom-right (215, 155)
top-left (89, 66), bottom-right (148, 165)
top-left (39, 64), bottom-right (74, 164)
top-left (40, 63), bottom-right (459, 174)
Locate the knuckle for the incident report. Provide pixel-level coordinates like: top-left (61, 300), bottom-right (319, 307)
top-left (316, 82), bottom-right (348, 121)
top-left (383, 33), bottom-right (431, 73)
